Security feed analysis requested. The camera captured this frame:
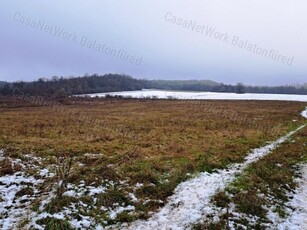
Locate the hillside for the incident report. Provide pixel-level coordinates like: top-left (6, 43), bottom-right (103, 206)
top-left (0, 74), bottom-right (306, 97)
top-left (0, 74), bottom-right (146, 97)
top-left (146, 79), bottom-right (221, 91)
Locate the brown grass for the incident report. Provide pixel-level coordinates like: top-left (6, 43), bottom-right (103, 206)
top-left (0, 157), bottom-right (22, 176)
top-left (0, 97), bottom-right (306, 224)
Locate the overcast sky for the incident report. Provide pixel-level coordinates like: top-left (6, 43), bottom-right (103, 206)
top-left (0, 1), bottom-right (306, 85)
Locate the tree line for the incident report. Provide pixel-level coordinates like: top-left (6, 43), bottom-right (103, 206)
top-left (0, 74), bottom-right (306, 97)
top-left (0, 74), bottom-right (146, 98)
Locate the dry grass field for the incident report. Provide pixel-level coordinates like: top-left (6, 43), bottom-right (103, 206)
top-left (0, 97), bottom-right (306, 229)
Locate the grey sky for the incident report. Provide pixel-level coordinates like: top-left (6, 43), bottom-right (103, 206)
top-left (0, 1), bottom-right (306, 85)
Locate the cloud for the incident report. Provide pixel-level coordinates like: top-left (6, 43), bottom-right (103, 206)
top-left (0, 0), bottom-right (306, 85)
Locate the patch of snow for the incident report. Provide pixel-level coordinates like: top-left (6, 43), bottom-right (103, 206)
top-left (0, 149), bottom-right (4, 161)
top-left (123, 125), bottom-right (305, 230)
top-left (276, 164), bottom-right (307, 230)
top-left (128, 193), bottom-right (138, 202)
top-left (29, 203), bottom-right (96, 229)
top-left (109, 205), bottom-right (135, 220)
top-left (53, 213), bottom-right (65, 220)
top-left (0, 174), bottom-right (40, 230)
top-left (70, 215), bottom-right (92, 229)
top-left (226, 202), bottom-right (261, 229)
top-left (64, 182), bottom-right (110, 198)
top-left (88, 186), bottom-right (107, 196)
top-left (63, 190), bottom-right (77, 197)
top-left (96, 225), bottom-right (105, 230)
top-left (84, 153), bottom-right (105, 158)
top-left (80, 90), bottom-right (307, 102)
top-left (39, 168), bottom-right (50, 177)
top-left (301, 107), bottom-right (307, 118)
top-left (0, 153), bottom-right (53, 230)
top-left (28, 177), bottom-right (137, 229)
top-left (134, 183), bottom-right (143, 189)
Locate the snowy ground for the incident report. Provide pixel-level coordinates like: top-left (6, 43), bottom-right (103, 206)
top-left (80, 89), bottom-right (307, 102)
top-left (1, 108), bottom-right (306, 229)
top-left (0, 151), bottom-right (140, 229)
top-left (0, 153), bottom-right (54, 230)
top-left (118, 107), bottom-right (307, 229)
top-left (27, 179), bottom-right (138, 230)
top-left (269, 164), bottom-right (307, 230)
top-left (120, 125), bottom-right (305, 230)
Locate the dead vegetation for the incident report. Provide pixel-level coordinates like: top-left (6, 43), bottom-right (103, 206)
top-left (0, 157), bottom-right (22, 176)
top-left (55, 156), bottom-right (74, 198)
top-left (0, 98), bottom-right (306, 227)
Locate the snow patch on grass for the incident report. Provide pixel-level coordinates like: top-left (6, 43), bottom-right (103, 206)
top-left (63, 181), bottom-right (112, 198)
top-left (301, 107), bottom-right (307, 118)
top-left (109, 205), bottom-right (135, 219)
top-left (124, 125), bottom-right (305, 230)
top-left (0, 153), bottom-right (53, 230)
top-left (28, 178), bottom-right (139, 229)
top-left (275, 164), bottom-right (307, 229)
top-left (0, 149), bottom-right (4, 159)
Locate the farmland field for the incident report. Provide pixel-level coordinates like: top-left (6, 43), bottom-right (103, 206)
top-left (0, 97), bottom-right (306, 229)
top-left (82, 89), bottom-right (307, 102)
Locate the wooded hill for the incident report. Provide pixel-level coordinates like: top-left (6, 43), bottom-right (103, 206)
top-left (0, 74), bottom-right (306, 97)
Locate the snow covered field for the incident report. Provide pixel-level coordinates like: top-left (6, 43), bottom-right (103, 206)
top-left (82, 90), bottom-right (307, 102)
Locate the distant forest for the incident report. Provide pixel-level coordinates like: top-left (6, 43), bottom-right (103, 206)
top-left (0, 74), bottom-right (306, 98)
